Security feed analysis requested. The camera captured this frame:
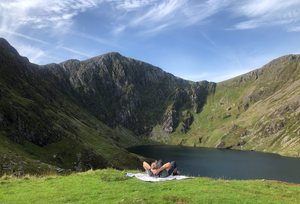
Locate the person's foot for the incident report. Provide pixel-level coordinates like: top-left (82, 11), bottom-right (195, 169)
top-left (172, 171), bottom-right (180, 175)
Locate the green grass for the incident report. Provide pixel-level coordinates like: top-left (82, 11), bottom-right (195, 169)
top-left (1, 169), bottom-right (300, 203)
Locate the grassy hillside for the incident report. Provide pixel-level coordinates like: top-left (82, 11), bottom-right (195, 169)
top-left (1, 169), bottom-right (300, 203)
top-left (169, 55), bottom-right (300, 157)
top-left (0, 38), bottom-right (155, 177)
top-left (0, 107), bottom-right (153, 177)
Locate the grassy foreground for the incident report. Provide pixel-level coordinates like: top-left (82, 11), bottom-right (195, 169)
top-left (1, 169), bottom-right (300, 203)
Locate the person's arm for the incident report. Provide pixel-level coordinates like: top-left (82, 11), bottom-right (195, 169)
top-left (151, 169), bottom-right (159, 175)
top-left (143, 161), bottom-right (160, 175)
top-left (153, 162), bottom-right (170, 175)
top-left (143, 161), bottom-right (151, 170)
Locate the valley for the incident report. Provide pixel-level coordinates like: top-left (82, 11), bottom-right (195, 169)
top-left (0, 37), bottom-right (300, 177)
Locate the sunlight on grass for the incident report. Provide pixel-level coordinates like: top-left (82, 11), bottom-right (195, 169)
top-left (1, 169), bottom-right (300, 203)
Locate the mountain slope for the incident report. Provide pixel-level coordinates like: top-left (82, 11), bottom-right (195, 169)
top-left (170, 54), bottom-right (300, 157)
top-left (0, 38), bottom-right (152, 176)
top-left (42, 53), bottom-right (216, 135)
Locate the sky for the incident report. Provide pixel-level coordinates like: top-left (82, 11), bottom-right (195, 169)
top-left (1, 0), bottom-right (300, 82)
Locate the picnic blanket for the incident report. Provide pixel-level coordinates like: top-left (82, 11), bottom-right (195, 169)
top-left (126, 173), bottom-right (194, 182)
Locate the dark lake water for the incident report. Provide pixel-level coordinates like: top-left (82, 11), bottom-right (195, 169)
top-left (127, 145), bottom-right (300, 184)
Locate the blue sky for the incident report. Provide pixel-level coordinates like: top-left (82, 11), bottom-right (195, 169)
top-left (1, 0), bottom-right (300, 82)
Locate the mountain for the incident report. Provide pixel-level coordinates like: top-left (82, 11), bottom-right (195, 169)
top-left (170, 54), bottom-right (300, 157)
top-left (0, 38), bottom-right (148, 176)
top-left (43, 52), bottom-right (216, 136)
top-left (0, 37), bottom-right (299, 176)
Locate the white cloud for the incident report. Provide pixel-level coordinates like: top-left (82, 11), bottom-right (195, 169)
top-left (0, 0), bottom-right (104, 63)
top-left (130, 0), bottom-right (186, 27)
top-left (107, 0), bottom-right (300, 34)
top-left (76, 33), bottom-right (120, 48)
top-left (140, 24), bottom-right (170, 35)
top-left (2, 0), bottom-right (299, 41)
top-left (235, 0), bottom-right (299, 18)
top-left (111, 24), bottom-right (126, 35)
top-left (18, 44), bottom-right (47, 64)
top-left (60, 46), bottom-right (92, 58)
top-left (287, 26), bottom-right (300, 32)
top-left (114, 0), bottom-right (159, 10)
top-left (0, 29), bottom-right (48, 44)
top-left (0, 0), bottom-right (102, 34)
top-left (230, 0), bottom-right (300, 30)
top-left (109, 0), bottom-right (231, 35)
top-left (183, 0), bottom-right (231, 26)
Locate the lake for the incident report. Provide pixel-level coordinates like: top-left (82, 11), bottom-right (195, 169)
top-left (127, 145), bottom-right (300, 184)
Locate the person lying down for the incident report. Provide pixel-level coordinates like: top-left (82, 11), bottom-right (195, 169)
top-left (143, 160), bottom-right (180, 178)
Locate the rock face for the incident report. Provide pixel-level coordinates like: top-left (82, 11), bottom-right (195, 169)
top-left (215, 141), bottom-right (225, 149)
top-left (41, 50), bottom-right (216, 136)
top-left (162, 108), bottom-right (177, 133)
top-left (264, 123), bottom-right (284, 135)
top-left (0, 38), bottom-right (71, 147)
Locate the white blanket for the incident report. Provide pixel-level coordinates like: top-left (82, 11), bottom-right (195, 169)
top-left (126, 173), bottom-right (194, 182)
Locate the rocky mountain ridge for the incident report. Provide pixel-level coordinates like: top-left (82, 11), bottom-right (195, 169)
top-left (41, 51), bottom-right (216, 136)
top-left (172, 54), bottom-right (300, 157)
